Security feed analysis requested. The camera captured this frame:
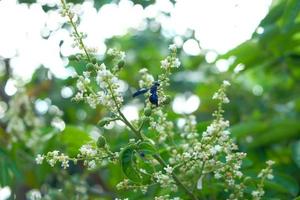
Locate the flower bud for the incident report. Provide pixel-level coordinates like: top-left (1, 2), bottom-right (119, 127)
top-left (143, 117), bottom-right (150, 124)
top-left (97, 135), bottom-right (106, 148)
top-left (86, 63), bottom-right (94, 70)
top-left (144, 108), bottom-right (152, 116)
top-left (163, 96), bottom-right (171, 105)
top-left (98, 118), bottom-right (110, 127)
top-left (118, 60), bottom-right (125, 68)
top-left (92, 58), bottom-right (97, 64)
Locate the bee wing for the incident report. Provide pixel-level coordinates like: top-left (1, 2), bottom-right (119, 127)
top-left (132, 88), bottom-right (149, 97)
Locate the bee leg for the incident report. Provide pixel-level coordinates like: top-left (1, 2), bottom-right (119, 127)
top-left (149, 94), bottom-right (158, 106)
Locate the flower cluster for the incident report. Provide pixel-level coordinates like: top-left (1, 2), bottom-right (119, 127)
top-left (212, 80), bottom-right (231, 104)
top-left (149, 109), bottom-right (174, 143)
top-left (36, 150), bottom-right (69, 169)
top-left (96, 63), bottom-right (124, 109)
top-left (160, 44), bottom-right (181, 70)
top-left (251, 160), bottom-right (275, 200)
top-left (134, 48), bottom-right (180, 143)
top-left (156, 45), bottom-right (180, 105)
top-left (36, 139), bottom-right (117, 170)
top-left (180, 115), bottom-right (198, 140)
top-left (26, 189), bottom-right (42, 200)
top-left (33, 2), bottom-right (278, 199)
top-left (164, 80), bottom-right (275, 200)
top-left (154, 195), bottom-right (180, 200)
top-left (153, 170), bottom-right (177, 191)
top-left (138, 68), bottom-right (155, 89)
top-left (116, 179), bottom-right (148, 194)
top-left (73, 51), bottom-right (124, 112)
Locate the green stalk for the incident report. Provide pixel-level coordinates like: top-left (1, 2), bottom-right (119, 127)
top-left (60, 0), bottom-right (91, 62)
top-left (61, 2), bottom-right (199, 198)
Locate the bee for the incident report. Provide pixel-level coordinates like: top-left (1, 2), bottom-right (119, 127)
top-left (132, 81), bottom-right (160, 106)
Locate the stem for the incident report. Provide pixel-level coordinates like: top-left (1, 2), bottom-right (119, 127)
top-left (112, 105), bottom-right (198, 199)
top-left (108, 84), bottom-right (198, 200)
top-left (198, 161), bottom-right (206, 180)
top-left (138, 119), bottom-right (145, 132)
top-left (60, 0), bottom-right (91, 62)
top-left (153, 154), bottom-right (199, 200)
top-left (111, 95), bottom-right (198, 199)
top-left (61, 2), bottom-right (197, 197)
top-left (107, 84), bottom-right (143, 140)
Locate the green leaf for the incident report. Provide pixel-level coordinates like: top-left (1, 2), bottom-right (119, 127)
top-left (281, 0), bottom-right (300, 32)
top-left (266, 173), bottom-right (299, 196)
top-left (231, 121), bottom-right (268, 139)
top-left (219, 41), bottom-right (266, 71)
top-left (259, 2), bottom-right (285, 27)
top-left (138, 141), bottom-right (156, 156)
top-left (0, 148), bottom-right (21, 186)
top-left (58, 125), bottom-right (93, 156)
top-left (119, 143), bottom-right (154, 184)
top-left (120, 144), bottom-right (143, 183)
top-left (292, 140), bottom-right (300, 168)
top-left (0, 159), bottom-right (8, 186)
top-left (248, 119), bottom-right (300, 148)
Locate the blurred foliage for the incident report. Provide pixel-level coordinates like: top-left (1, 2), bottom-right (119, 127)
top-left (1, 0), bottom-right (300, 199)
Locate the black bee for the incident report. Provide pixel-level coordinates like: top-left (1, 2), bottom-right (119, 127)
top-left (132, 81), bottom-right (160, 106)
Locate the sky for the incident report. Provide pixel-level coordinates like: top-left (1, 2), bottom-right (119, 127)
top-left (0, 0), bottom-right (272, 81)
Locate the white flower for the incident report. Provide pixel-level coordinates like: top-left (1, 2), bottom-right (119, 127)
top-left (160, 59), bottom-right (169, 69)
top-left (168, 44), bottom-right (177, 51)
top-left (52, 150), bottom-right (59, 156)
top-left (266, 160), bottom-right (275, 166)
top-left (74, 92), bottom-right (83, 101)
top-left (212, 92), bottom-right (219, 100)
top-left (209, 147), bottom-right (217, 155)
top-left (206, 124), bottom-right (216, 135)
top-left (83, 71), bottom-right (91, 78)
top-left (267, 174), bottom-right (274, 180)
top-left (173, 58), bottom-right (181, 68)
top-left (79, 144), bottom-right (97, 157)
top-left (35, 154), bottom-right (44, 164)
top-left (58, 153), bottom-right (69, 169)
top-left (76, 78), bottom-right (86, 91)
top-left (213, 145), bottom-right (222, 152)
top-left (26, 189), bottom-right (42, 200)
top-left (48, 159), bottom-right (56, 167)
top-left (86, 94), bottom-right (98, 108)
top-left (139, 68), bottom-right (148, 73)
top-left (51, 117), bottom-right (66, 131)
top-left (223, 130), bottom-right (231, 135)
top-left (87, 160), bottom-right (96, 169)
top-left (183, 152), bottom-right (191, 159)
top-left (99, 63), bottom-right (106, 70)
top-left (223, 97), bottom-right (230, 104)
top-left (119, 51), bottom-right (126, 60)
top-left (164, 165), bottom-right (173, 174)
top-left (251, 190), bottom-right (260, 197)
top-left (236, 171), bottom-right (243, 178)
top-left (214, 173), bottom-right (222, 179)
top-left (223, 80), bottom-right (231, 86)
top-left (107, 48), bottom-right (115, 55)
